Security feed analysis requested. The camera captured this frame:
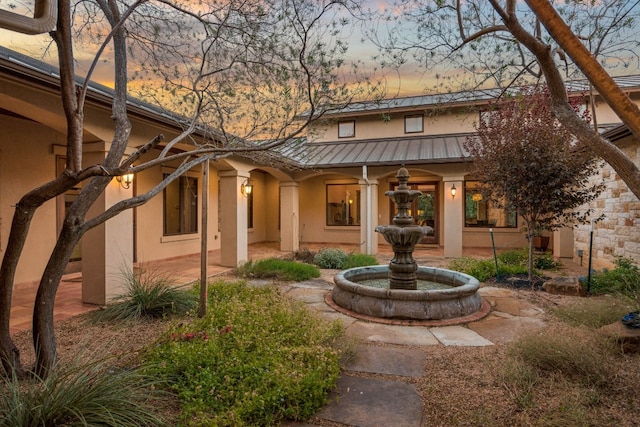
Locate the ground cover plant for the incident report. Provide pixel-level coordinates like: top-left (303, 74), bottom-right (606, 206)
top-left (144, 280), bottom-right (344, 426)
top-left (234, 258), bottom-right (320, 281)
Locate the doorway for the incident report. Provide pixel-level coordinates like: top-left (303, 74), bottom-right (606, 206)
top-left (389, 182), bottom-right (438, 244)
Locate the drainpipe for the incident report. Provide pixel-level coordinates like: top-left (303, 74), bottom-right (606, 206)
top-left (363, 165), bottom-right (372, 254)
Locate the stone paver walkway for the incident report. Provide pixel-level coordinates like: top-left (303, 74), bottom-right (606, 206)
top-left (278, 278), bottom-right (547, 427)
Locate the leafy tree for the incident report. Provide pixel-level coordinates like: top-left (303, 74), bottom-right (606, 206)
top-left (0, 0), bottom-right (371, 378)
top-left (464, 86), bottom-right (604, 282)
top-left (368, 0), bottom-right (640, 199)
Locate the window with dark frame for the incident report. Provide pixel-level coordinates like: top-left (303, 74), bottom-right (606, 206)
top-left (464, 181), bottom-right (517, 228)
top-left (338, 120), bottom-right (355, 138)
top-left (404, 114), bottom-right (424, 133)
top-left (326, 183), bottom-right (361, 226)
top-left (163, 175), bottom-right (198, 235)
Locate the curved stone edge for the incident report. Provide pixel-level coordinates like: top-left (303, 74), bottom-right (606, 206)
top-left (324, 291), bottom-right (492, 327)
top-left (335, 265), bottom-right (481, 300)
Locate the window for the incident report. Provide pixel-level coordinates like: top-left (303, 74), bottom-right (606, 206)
top-left (164, 175), bottom-right (198, 235)
top-left (326, 184), bottom-right (360, 226)
top-left (247, 189), bottom-right (253, 229)
top-left (464, 181), bottom-right (516, 228)
top-left (338, 120), bottom-right (355, 138)
top-left (404, 114), bottom-right (424, 133)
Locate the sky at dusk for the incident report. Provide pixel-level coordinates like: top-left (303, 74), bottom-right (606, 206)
top-left (0, 0), bottom-right (438, 96)
top-left (1, 0), bottom-right (639, 98)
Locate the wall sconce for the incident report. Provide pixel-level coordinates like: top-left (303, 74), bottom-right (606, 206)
top-left (241, 179), bottom-right (253, 197)
top-left (450, 184), bottom-right (457, 199)
top-left (116, 171), bottom-right (134, 189)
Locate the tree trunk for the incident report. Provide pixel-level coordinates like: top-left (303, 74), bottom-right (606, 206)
top-left (0, 175), bottom-right (77, 377)
top-left (32, 174), bottom-right (113, 377)
top-left (0, 202), bottom-right (35, 377)
top-left (32, 225), bottom-right (83, 377)
top-left (528, 236), bottom-right (534, 285)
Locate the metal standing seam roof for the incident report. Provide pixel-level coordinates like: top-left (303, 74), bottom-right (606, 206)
top-left (320, 75), bottom-right (640, 118)
top-left (273, 133), bottom-right (475, 169)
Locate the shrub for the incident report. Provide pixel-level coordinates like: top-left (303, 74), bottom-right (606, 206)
top-left (552, 296), bottom-right (635, 329)
top-left (343, 253), bottom-right (378, 269)
top-left (533, 251), bottom-right (561, 270)
top-left (313, 248), bottom-right (348, 269)
top-left (589, 257), bottom-right (640, 307)
top-left (0, 357), bottom-right (165, 427)
top-left (507, 328), bottom-right (615, 389)
top-left (145, 280), bottom-right (344, 426)
top-left (90, 267), bottom-right (197, 322)
top-left (448, 249), bottom-right (559, 282)
top-left (235, 258), bottom-right (320, 281)
top-left (293, 247), bottom-right (316, 264)
top-left (498, 249), bottom-right (528, 266)
top-left (447, 257), bottom-right (497, 282)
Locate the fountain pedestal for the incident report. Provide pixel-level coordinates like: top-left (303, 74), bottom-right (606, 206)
top-left (375, 167), bottom-right (427, 290)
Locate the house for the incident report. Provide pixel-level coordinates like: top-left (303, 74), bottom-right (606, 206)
top-left (2, 44), bottom-right (640, 307)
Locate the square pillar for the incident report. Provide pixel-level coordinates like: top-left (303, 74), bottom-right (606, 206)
top-left (219, 170), bottom-right (249, 267)
top-left (82, 145), bottom-right (133, 305)
top-left (359, 178), bottom-right (379, 254)
top-left (280, 181), bottom-right (299, 253)
top-left (443, 178), bottom-right (463, 258)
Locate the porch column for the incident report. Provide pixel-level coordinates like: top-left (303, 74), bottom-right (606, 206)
top-left (553, 227), bottom-right (574, 259)
top-left (82, 144), bottom-right (133, 305)
top-left (359, 178), bottom-right (379, 254)
top-left (443, 177), bottom-right (463, 258)
top-left (280, 181), bottom-right (299, 253)
top-left (219, 170), bottom-right (250, 267)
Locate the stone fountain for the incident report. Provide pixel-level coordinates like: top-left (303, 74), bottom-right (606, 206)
top-left (330, 167), bottom-right (486, 322)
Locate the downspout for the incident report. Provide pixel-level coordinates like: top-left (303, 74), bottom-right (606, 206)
top-left (363, 165), bottom-right (372, 254)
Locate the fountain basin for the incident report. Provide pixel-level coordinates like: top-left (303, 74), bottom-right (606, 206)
top-left (333, 265), bottom-right (482, 320)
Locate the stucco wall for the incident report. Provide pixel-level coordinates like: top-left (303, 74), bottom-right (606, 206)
top-left (298, 174), bottom-right (362, 245)
top-left (309, 108), bottom-right (479, 142)
top-left (134, 155), bottom-right (221, 264)
top-left (0, 116), bottom-right (60, 286)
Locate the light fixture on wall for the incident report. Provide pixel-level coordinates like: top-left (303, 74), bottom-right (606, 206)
top-left (241, 179), bottom-right (253, 197)
top-left (450, 184), bottom-right (457, 199)
top-left (116, 171), bottom-right (134, 189)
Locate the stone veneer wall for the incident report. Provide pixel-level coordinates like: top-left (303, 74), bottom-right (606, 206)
top-left (574, 134), bottom-right (640, 270)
